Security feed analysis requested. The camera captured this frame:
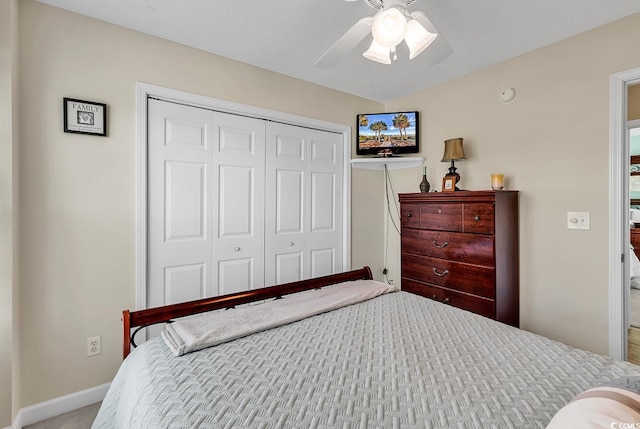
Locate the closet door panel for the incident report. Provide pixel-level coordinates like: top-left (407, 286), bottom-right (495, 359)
top-left (148, 99), bottom-right (213, 314)
top-left (218, 258), bottom-right (253, 295)
top-left (311, 172), bottom-right (335, 232)
top-left (265, 124), bottom-right (344, 286)
top-left (275, 252), bottom-right (304, 285)
top-left (164, 263), bottom-right (206, 304)
top-left (275, 170), bottom-right (303, 233)
top-left (307, 130), bottom-right (343, 276)
top-left (265, 123), bottom-right (307, 286)
top-left (310, 248), bottom-right (335, 278)
top-left (212, 112), bottom-right (266, 295)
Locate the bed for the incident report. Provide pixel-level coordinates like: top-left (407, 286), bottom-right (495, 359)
top-left (94, 267), bottom-right (640, 429)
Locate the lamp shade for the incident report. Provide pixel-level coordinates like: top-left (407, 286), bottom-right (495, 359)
top-left (441, 138), bottom-right (466, 161)
top-left (404, 19), bottom-right (437, 60)
top-left (371, 7), bottom-right (408, 48)
top-left (363, 39), bottom-right (392, 64)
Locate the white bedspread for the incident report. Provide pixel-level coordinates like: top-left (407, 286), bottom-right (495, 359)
top-left (94, 291), bottom-right (640, 429)
top-left (162, 279), bottom-right (399, 356)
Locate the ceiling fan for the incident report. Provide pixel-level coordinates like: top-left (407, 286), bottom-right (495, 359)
top-left (314, 0), bottom-right (452, 68)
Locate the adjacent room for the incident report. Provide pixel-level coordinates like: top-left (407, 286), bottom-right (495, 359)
top-left (3, 0), bottom-right (640, 428)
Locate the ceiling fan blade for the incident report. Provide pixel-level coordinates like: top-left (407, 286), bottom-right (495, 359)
top-left (314, 17), bottom-right (374, 69)
top-left (410, 11), bottom-right (453, 65)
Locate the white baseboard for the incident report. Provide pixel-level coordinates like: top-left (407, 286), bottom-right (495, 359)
top-left (9, 382), bottom-right (110, 429)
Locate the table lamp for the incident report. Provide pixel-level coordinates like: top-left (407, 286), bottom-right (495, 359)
top-left (441, 138), bottom-right (466, 190)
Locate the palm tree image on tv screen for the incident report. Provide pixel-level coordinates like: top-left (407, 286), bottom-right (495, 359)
top-left (358, 112), bottom-right (418, 150)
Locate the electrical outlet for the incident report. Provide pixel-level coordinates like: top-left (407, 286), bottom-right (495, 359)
top-left (87, 336), bottom-right (101, 357)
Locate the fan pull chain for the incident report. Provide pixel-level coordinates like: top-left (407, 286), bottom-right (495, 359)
top-left (391, 46), bottom-right (398, 62)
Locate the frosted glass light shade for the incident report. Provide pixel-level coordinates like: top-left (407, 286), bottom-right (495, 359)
top-left (363, 39), bottom-right (391, 64)
top-left (371, 8), bottom-right (407, 48)
top-left (404, 19), bottom-right (437, 59)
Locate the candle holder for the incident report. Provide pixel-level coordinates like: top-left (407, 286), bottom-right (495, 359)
top-left (491, 174), bottom-right (504, 190)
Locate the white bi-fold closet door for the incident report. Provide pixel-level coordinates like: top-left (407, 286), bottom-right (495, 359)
top-left (265, 122), bottom-right (344, 285)
top-left (147, 98), bottom-right (343, 310)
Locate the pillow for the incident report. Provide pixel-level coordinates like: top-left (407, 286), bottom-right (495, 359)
top-left (547, 377), bottom-right (640, 429)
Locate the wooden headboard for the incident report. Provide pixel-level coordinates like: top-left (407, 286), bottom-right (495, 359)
top-left (122, 266), bottom-right (374, 359)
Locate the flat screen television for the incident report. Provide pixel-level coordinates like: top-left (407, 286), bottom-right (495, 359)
top-left (356, 111), bottom-right (419, 156)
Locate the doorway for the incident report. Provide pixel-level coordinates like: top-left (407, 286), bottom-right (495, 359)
top-left (609, 71), bottom-right (640, 361)
top-left (629, 124), bottom-right (640, 364)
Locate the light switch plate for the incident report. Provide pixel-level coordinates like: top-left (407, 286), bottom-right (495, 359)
top-left (567, 212), bottom-right (590, 230)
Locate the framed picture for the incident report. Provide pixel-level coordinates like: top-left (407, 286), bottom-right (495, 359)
top-left (442, 176), bottom-right (457, 192)
top-left (63, 98), bottom-right (107, 136)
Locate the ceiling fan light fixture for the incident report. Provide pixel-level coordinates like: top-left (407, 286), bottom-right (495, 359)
top-left (363, 39), bottom-right (392, 64)
top-left (404, 19), bottom-right (437, 59)
top-left (371, 7), bottom-right (407, 48)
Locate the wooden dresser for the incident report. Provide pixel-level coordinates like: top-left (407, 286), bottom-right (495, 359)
top-left (631, 228), bottom-right (640, 261)
top-left (399, 191), bottom-right (519, 327)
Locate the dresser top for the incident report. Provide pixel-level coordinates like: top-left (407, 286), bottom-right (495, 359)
top-left (399, 190), bottom-right (518, 203)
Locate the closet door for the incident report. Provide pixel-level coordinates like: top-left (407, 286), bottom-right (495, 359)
top-left (264, 122), bottom-right (343, 286)
top-left (148, 100), bottom-right (265, 315)
top-left (211, 112), bottom-right (265, 295)
top-left (307, 128), bottom-right (344, 278)
top-left (148, 99), bottom-right (214, 310)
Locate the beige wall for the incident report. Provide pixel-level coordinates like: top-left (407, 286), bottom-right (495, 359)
top-left (17, 0), bottom-right (383, 409)
top-left (0, 0), bottom-right (18, 426)
top-left (385, 12), bottom-right (640, 355)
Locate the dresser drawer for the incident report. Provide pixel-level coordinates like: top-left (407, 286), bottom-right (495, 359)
top-left (632, 229), bottom-right (640, 249)
top-left (401, 203), bottom-right (420, 229)
top-left (402, 253), bottom-right (495, 298)
top-left (402, 228), bottom-right (494, 266)
top-left (420, 203), bottom-right (462, 232)
top-left (463, 203), bottom-right (494, 235)
top-left (402, 279), bottom-right (495, 319)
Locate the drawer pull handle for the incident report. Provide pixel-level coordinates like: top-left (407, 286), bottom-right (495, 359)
top-left (474, 215), bottom-right (481, 222)
top-left (406, 213), bottom-right (413, 218)
top-left (432, 294), bottom-right (438, 300)
top-left (432, 240), bottom-right (449, 248)
top-left (437, 209), bottom-right (442, 214)
top-left (443, 298), bottom-right (450, 304)
top-left (433, 268), bottom-right (449, 277)
top-left (234, 247), bottom-right (241, 251)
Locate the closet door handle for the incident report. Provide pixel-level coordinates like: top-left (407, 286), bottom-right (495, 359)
top-left (432, 268), bottom-right (449, 277)
top-left (432, 240), bottom-right (448, 248)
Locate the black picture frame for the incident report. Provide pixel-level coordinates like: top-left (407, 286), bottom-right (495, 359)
top-left (63, 98), bottom-right (107, 136)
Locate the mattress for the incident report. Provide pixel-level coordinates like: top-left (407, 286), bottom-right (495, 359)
top-left (93, 291), bottom-right (640, 429)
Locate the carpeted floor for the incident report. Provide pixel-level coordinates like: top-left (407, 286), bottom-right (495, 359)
top-left (24, 402), bottom-right (101, 429)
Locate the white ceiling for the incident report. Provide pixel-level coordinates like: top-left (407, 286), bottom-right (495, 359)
top-left (35, 0), bottom-right (640, 102)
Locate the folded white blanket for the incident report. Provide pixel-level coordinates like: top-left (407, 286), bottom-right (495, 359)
top-left (161, 279), bottom-right (399, 356)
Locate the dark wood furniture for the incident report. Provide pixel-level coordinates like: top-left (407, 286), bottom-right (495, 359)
top-left (399, 191), bottom-right (519, 327)
top-left (631, 156), bottom-right (640, 207)
top-left (632, 229), bottom-right (640, 261)
top-left (122, 266), bottom-right (373, 359)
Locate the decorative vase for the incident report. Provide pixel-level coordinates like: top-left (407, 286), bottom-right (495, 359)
top-left (420, 167), bottom-right (430, 192)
